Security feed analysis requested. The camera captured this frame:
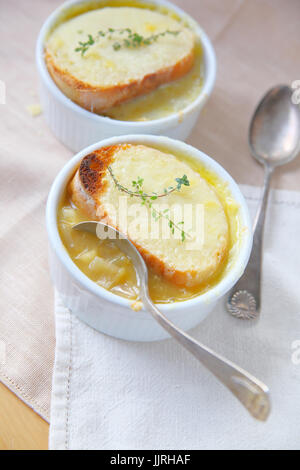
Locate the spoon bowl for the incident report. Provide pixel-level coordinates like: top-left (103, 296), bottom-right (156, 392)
top-left (249, 85), bottom-right (300, 167)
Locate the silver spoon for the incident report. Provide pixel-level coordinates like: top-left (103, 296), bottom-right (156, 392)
top-left (73, 221), bottom-right (271, 421)
top-left (227, 85), bottom-right (300, 320)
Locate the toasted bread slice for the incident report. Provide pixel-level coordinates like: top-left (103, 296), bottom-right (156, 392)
top-left (45, 7), bottom-right (195, 113)
top-left (69, 144), bottom-right (229, 288)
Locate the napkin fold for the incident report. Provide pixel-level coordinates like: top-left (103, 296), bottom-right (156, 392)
top-left (49, 185), bottom-right (300, 450)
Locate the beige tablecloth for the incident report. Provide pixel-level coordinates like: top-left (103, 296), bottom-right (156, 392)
top-left (0, 0), bottom-right (299, 421)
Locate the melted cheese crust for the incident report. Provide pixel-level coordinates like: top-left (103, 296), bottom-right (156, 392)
top-left (69, 145), bottom-right (229, 288)
top-left (46, 7), bottom-right (195, 87)
top-left (102, 145), bottom-right (228, 285)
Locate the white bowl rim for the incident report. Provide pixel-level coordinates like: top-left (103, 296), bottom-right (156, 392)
top-left (36, 0), bottom-right (216, 127)
top-left (46, 134), bottom-right (253, 314)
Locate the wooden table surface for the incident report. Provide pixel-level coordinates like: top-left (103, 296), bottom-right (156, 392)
top-left (0, 383), bottom-right (48, 450)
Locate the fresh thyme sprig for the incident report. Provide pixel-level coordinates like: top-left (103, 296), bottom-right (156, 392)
top-left (75, 34), bottom-right (95, 56)
top-left (75, 28), bottom-right (181, 56)
top-left (108, 166), bottom-right (189, 198)
top-left (108, 166), bottom-right (190, 242)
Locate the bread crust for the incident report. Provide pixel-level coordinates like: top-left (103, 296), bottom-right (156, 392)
top-left (45, 48), bottom-right (195, 113)
top-left (68, 146), bottom-right (229, 288)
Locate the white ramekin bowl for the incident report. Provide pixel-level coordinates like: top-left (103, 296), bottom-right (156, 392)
top-left (46, 135), bottom-right (252, 341)
top-left (36, 0), bottom-right (216, 152)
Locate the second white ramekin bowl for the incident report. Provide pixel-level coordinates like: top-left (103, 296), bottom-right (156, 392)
top-left (46, 135), bottom-right (252, 342)
top-left (36, 0), bottom-right (216, 152)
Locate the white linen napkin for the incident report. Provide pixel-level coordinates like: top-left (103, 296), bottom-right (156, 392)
top-left (49, 185), bottom-right (300, 450)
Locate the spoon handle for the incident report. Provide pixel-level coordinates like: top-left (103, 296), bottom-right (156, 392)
top-left (141, 288), bottom-right (270, 421)
top-left (227, 165), bottom-right (273, 319)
